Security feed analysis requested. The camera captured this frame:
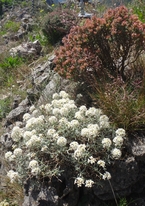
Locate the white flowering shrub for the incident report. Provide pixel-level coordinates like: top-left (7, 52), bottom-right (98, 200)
top-left (5, 91), bottom-right (126, 187)
top-left (0, 200), bottom-right (10, 206)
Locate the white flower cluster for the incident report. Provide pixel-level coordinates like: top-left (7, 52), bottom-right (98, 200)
top-left (25, 135), bottom-right (41, 148)
top-left (74, 177), bottom-right (94, 188)
top-left (0, 199), bottom-right (9, 206)
top-left (28, 160), bottom-right (40, 175)
top-left (5, 151), bottom-right (15, 162)
top-left (88, 156), bottom-right (96, 164)
top-left (7, 170), bottom-right (19, 183)
top-left (102, 171), bottom-right (111, 180)
top-left (102, 138), bottom-right (112, 150)
top-left (73, 144), bottom-right (86, 159)
top-left (81, 124), bottom-right (99, 139)
top-left (5, 90), bottom-right (126, 186)
top-left (101, 128), bottom-right (126, 160)
top-left (57, 136), bottom-right (67, 147)
top-left (26, 115), bottom-right (44, 130)
top-left (11, 126), bottom-right (23, 142)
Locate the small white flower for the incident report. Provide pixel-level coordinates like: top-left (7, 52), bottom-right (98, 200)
top-left (26, 116), bottom-right (44, 130)
top-left (52, 108), bottom-right (60, 116)
top-left (48, 116), bottom-right (58, 124)
top-left (58, 117), bottom-right (69, 128)
top-left (57, 136), bottom-right (67, 147)
top-left (88, 156), bottom-right (96, 164)
top-left (31, 167), bottom-right (40, 176)
top-left (39, 104), bottom-right (45, 110)
top-left (0, 199), bottom-right (10, 206)
top-left (47, 129), bottom-right (56, 137)
top-left (111, 148), bottom-right (122, 159)
top-left (69, 120), bottom-right (79, 129)
top-left (81, 128), bottom-right (89, 137)
top-left (51, 99), bottom-right (60, 108)
top-left (44, 103), bottom-right (52, 113)
top-left (85, 107), bottom-right (102, 118)
top-left (8, 154), bottom-right (16, 162)
top-left (26, 135), bottom-right (41, 148)
top-left (39, 133), bottom-right (43, 138)
top-left (23, 113), bottom-right (31, 122)
top-left (102, 138), bottom-right (112, 149)
top-left (69, 141), bottom-right (79, 150)
top-left (74, 177), bottom-right (84, 187)
top-left (113, 136), bottom-right (124, 147)
top-left (13, 148), bottom-right (22, 156)
top-left (115, 128), bottom-right (126, 137)
top-left (102, 171), bottom-right (111, 180)
top-left (97, 160), bottom-right (106, 168)
top-left (60, 107), bottom-right (69, 116)
top-left (74, 144), bottom-right (86, 159)
top-left (11, 126), bottom-right (23, 142)
top-left (47, 129), bottom-right (59, 140)
top-left (28, 160), bottom-right (39, 169)
top-left (5, 151), bottom-right (13, 160)
top-left (59, 91), bottom-right (69, 99)
top-left (79, 105), bottom-right (87, 113)
top-left (41, 145), bottom-right (48, 152)
top-left (52, 93), bottom-right (60, 99)
top-left (99, 115), bottom-right (109, 122)
top-left (85, 179), bottom-right (94, 188)
top-left (29, 105), bottom-right (35, 113)
top-left (23, 130), bottom-right (35, 141)
top-left (25, 117), bottom-right (36, 130)
top-left (65, 102), bottom-right (77, 111)
top-left (7, 170), bottom-right (19, 183)
top-left (32, 109), bottom-right (40, 117)
top-left (99, 120), bottom-right (110, 129)
top-left (75, 111), bottom-right (84, 120)
top-left (87, 124), bottom-right (100, 138)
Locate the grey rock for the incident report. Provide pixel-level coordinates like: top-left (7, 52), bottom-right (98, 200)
top-left (22, 187), bottom-right (58, 206)
top-left (9, 40), bottom-right (42, 59)
top-left (5, 98), bottom-right (30, 126)
top-left (1, 133), bottom-right (13, 148)
top-left (93, 157), bottom-right (139, 200)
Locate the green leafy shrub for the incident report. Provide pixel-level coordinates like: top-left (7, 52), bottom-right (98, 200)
top-left (5, 91), bottom-right (126, 187)
top-left (54, 6), bottom-right (145, 85)
top-left (42, 8), bottom-right (79, 44)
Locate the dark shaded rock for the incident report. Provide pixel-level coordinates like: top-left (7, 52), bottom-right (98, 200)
top-left (5, 98), bottom-right (30, 126)
top-left (128, 132), bottom-right (145, 161)
top-left (22, 186), bottom-right (58, 206)
top-left (93, 157), bottom-right (138, 200)
top-left (27, 88), bottom-right (40, 103)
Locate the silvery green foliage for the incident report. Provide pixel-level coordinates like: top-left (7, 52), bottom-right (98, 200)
top-left (5, 91), bottom-right (126, 187)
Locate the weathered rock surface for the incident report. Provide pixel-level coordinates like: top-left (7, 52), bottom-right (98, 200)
top-left (9, 40), bottom-right (42, 59)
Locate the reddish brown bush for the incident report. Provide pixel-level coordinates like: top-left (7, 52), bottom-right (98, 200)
top-left (54, 6), bottom-right (145, 85)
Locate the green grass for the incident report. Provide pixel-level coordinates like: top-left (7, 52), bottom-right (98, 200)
top-left (0, 97), bottom-right (11, 119)
top-left (2, 20), bottom-right (20, 33)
